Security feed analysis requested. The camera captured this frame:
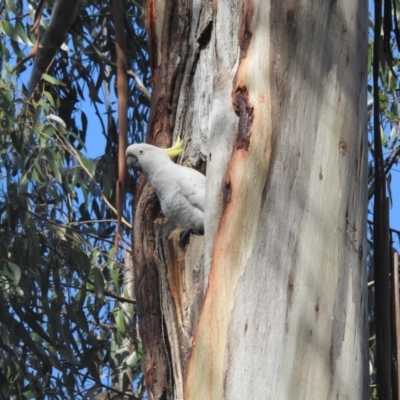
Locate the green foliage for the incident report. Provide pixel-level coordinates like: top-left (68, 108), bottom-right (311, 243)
top-left (0, 0), bottom-right (150, 398)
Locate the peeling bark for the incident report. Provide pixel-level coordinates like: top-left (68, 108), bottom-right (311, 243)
top-left (133, 185), bottom-right (172, 400)
top-left (154, 225), bottom-right (204, 398)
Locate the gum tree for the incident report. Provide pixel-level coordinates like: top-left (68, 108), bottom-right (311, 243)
top-left (134, 0), bottom-right (369, 399)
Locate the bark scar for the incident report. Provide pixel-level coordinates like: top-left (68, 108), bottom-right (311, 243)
top-left (197, 19), bottom-right (213, 50)
top-left (233, 86), bottom-right (254, 150)
top-left (187, 19), bottom-right (213, 86)
top-left (225, 181), bottom-right (232, 204)
top-left (239, 0), bottom-right (254, 59)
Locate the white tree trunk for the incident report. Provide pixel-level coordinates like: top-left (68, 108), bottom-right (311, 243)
top-left (138, 1), bottom-right (368, 399)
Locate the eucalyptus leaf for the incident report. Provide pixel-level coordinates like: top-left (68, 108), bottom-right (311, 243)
top-left (46, 114), bottom-right (67, 128)
top-left (116, 309), bottom-right (126, 335)
top-left (93, 267), bottom-right (105, 304)
top-left (0, 20), bottom-right (22, 43)
top-left (41, 73), bottom-right (67, 87)
top-left (7, 261), bottom-right (21, 286)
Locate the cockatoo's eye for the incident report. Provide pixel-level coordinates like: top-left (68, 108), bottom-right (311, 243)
top-left (139, 150), bottom-right (144, 155)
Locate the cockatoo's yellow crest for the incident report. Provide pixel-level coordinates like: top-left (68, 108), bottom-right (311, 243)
top-left (164, 138), bottom-right (183, 158)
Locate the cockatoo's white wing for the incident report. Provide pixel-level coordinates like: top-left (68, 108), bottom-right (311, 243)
top-left (175, 164), bottom-right (205, 212)
top-left (157, 163), bottom-right (205, 231)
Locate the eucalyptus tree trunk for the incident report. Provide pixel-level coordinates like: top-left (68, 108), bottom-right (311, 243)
top-left (132, 0), bottom-right (369, 399)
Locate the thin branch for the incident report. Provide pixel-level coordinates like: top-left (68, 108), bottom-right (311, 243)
top-left (113, 0), bottom-right (129, 251)
top-left (127, 69), bottom-right (151, 101)
top-left (56, 364), bottom-right (140, 400)
top-left (96, 286), bottom-right (136, 305)
top-left (68, 282), bottom-right (136, 305)
top-left (51, 128), bottom-right (132, 229)
top-left (71, 25), bottom-right (151, 100)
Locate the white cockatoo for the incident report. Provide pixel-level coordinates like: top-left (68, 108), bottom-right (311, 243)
top-left (126, 139), bottom-right (205, 245)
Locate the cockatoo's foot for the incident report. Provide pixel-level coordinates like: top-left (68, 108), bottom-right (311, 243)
top-left (179, 227), bottom-right (204, 249)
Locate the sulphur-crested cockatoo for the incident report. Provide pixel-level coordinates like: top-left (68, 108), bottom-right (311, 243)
top-left (126, 139), bottom-right (205, 245)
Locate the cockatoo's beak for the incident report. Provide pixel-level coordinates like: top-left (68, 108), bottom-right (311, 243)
top-left (126, 155), bottom-right (141, 171)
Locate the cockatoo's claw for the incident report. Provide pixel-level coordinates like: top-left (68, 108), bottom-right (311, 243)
top-left (179, 227), bottom-right (204, 249)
